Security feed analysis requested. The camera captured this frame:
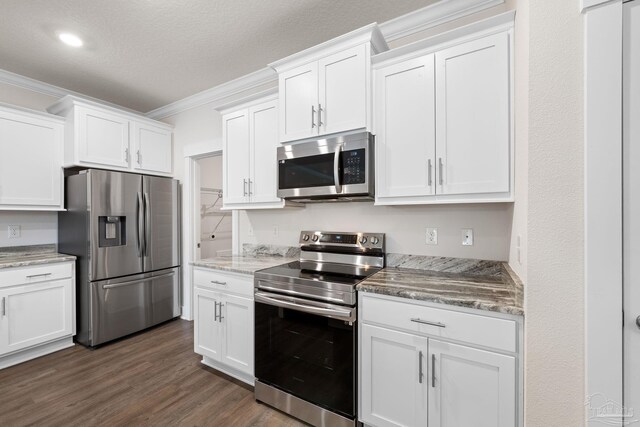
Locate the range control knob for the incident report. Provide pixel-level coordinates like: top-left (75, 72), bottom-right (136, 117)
top-left (370, 236), bottom-right (380, 245)
top-left (360, 236), bottom-right (368, 244)
top-left (302, 234), bottom-right (310, 241)
top-left (312, 235), bottom-right (319, 242)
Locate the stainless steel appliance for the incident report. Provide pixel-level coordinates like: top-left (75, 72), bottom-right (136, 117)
top-left (277, 132), bottom-right (375, 202)
top-left (254, 230), bottom-right (385, 427)
top-left (58, 169), bottom-right (181, 347)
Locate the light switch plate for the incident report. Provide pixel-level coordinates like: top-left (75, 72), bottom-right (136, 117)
top-left (247, 226), bottom-right (254, 237)
top-left (462, 228), bottom-right (473, 246)
top-left (426, 228), bottom-right (438, 245)
top-left (8, 225), bottom-right (21, 239)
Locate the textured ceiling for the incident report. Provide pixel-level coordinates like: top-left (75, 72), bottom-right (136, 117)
top-left (0, 0), bottom-right (437, 112)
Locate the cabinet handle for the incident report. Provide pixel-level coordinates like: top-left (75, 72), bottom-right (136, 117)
top-left (432, 354), bottom-right (436, 388)
top-left (136, 150), bottom-right (141, 165)
top-left (438, 158), bottom-right (444, 185)
top-left (26, 273), bottom-right (52, 279)
top-left (410, 318), bottom-right (446, 328)
top-left (243, 179), bottom-right (248, 196)
top-left (427, 159), bottom-right (433, 186)
top-left (125, 148), bottom-right (130, 163)
top-left (210, 280), bottom-right (227, 286)
top-left (318, 103), bottom-right (323, 127)
top-left (219, 303), bottom-right (225, 322)
top-left (1, 297), bottom-right (5, 317)
top-left (418, 350), bottom-right (424, 384)
top-left (311, 105), bottom-right (316, 128)
top-left (214, 300), bottom-right (218, 322)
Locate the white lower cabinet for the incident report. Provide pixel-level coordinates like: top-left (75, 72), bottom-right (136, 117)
top-left (193, 268), bottom-right (254, 384)
top-left (359, 293), bottom-right (521, 427)
top-left (0, 262), bottom-right (76, 369)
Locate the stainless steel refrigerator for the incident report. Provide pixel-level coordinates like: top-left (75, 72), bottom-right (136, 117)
top-left (59, 169), bottom-right (181, 347)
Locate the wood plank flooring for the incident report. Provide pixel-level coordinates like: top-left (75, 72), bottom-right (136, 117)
top-left (0, 319), bottom-right (305, 427)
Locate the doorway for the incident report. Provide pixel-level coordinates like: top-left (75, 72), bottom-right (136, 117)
top-left (196, 155), bottom-right (231, 260)
top-left (624, 0), bottom-right (640, 420)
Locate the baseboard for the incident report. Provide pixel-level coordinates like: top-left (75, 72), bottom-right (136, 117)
top-left (200, 356), bottom-right (254, 386)
top-left (0, 337), bottom-right (74, 370)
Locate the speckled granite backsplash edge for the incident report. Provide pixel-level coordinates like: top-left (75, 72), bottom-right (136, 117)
top-left (0, 244), bottom-right (57, 258)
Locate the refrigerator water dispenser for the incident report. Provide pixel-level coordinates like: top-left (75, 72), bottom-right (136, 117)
top-left (98, 216), bottom-right (126, 247)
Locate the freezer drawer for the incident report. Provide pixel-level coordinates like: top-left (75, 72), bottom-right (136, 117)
top-left (87, 267), bottom-right (180, 346)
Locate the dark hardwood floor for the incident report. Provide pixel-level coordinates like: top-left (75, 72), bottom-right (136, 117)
top-left (0, 319), bottom-right (305, 427)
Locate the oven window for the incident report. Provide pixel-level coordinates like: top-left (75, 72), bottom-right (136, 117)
top-left (279, 153), bottom-right (338, 189)
top-left (255, 301), bottom-right (356, 418)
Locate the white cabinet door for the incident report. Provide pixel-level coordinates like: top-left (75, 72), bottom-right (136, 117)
top-left (435, 32), bottom-right (511, 196)
top-left (249, 100), bottom-right (280, 204)
top-left (361, 324), bottom-right (428, 427)
top-left (223, 109), bottom-right (251, 204)
top-left (0, 279), bottom-right (73, 355)
top-left (0, 110), bottom-right (63, 208)
top-left (279, 62), bottom-right (318, 142)
top-left (132, 121), bottom-right (172, 174)
top-left (220, 293), bottom-right (253, 375)
top-left (76, 106), bottom-right (130, 168)
top-left (318, 44), bottom-right (367, 135)
top-left (193, 287), bottom-right (222, 361)
top-left (428, 339), bottom-right (516, 427)
top-left (375, 55), bottom-right (436, 200)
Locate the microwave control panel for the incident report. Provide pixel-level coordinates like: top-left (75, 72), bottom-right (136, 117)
top-left (342, 149), bottom-right (366, 185)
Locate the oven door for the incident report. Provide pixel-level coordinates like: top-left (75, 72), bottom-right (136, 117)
top-left (254, 291), bottom-right (357, 419)
top-left (277, 132), bottom-right (373, 199)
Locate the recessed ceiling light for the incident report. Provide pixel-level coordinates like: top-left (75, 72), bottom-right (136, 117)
top-left (58, 32), bottom-right (83, 47)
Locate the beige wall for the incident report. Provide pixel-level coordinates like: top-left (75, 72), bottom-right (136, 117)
top-left (525, 0), bottom-right (584, 426)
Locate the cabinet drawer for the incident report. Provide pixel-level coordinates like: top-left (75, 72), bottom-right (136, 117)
top-left (361, 295), bottom-right (517, 353)
top-left (0, 262), bottom-right (73, 289)
top-left (193, 268), bottom-right (253, 298)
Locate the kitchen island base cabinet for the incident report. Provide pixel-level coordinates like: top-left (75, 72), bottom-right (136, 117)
top-left (0, 261), bottom-right (76, 370)
top-left (359, 293), bottom-right (521, 427)
top-left (193, 268), bottom-right (254, 385)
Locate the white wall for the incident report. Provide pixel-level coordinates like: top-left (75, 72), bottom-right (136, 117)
top-left (0, 211), bottom-right (57, 247)
top-left (241, 203), bottom-right (512, 260)
top-left (524, 0), bottom-right (584, 425)
top-left (198, 155), bottom-right (232, 258)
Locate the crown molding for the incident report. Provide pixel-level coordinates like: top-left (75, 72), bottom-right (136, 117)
top-left (0, 68), bottom-right (143, 114)
top-left (145, 67), bottom-right (277, 120)
top-left (379, 0), bottom-right (505, 41)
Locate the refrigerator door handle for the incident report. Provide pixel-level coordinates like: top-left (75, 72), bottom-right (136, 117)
top-left (137, 192), bottom-right (144, 257)
top-left (143, 192), bottom-right (151, 258)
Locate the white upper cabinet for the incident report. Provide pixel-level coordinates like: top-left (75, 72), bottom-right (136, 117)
top-left (223, 109), bottom-right (251, 205)
top-left (76, 106), bottom-right (130, 168)
top-left (375, 55), bottom-right (436, 200)
top-left (435, 32), bottom-right (510, 196)
top-left (271, 23), bottom-right (388, 143)
top-left (131, 121), bottom-right (173, 174)
top-left (221, 95), bottom-right (286, 209)
top-left (47, 96), bottom-right (173, 176)
top-left (0, 104), bottom-right (64, 210)
top-left (373, 12), bottom-right (514, 205)
top-left (249, 100), bottom-right (281, 204)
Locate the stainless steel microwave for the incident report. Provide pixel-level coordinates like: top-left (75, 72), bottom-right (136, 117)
top-left (277, 132), bottom-right (375, 202)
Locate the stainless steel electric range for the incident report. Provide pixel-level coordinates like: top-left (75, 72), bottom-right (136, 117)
top-left (253, 230), bottom-right (385, 427)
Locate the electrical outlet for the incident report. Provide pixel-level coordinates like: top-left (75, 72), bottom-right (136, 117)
top-left (461, 228), bottom-right (473, 246)
top-left (272, 225), bottom-right (279, 237)
top-left (425, 228), bottom-right (438, 245)
top-left (8, 225), bottom-right (21, 239)
top-left (247, 226), bottom-right (254, 237)
top-left (516, 235), bottom-right (521, 264)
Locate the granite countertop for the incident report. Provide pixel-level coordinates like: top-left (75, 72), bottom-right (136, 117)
top-left (191, 255), bottom-right (295, 275)
top-left (0, 244), bottom-right (76, 270)
top-left (357, 255), bottom-right (524, 316)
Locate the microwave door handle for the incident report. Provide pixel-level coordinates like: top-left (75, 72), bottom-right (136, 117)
top-left (334, 145), bottom-right (343, 194)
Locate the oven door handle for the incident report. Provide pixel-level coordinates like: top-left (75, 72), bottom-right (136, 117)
top-left (334, 144), bottom-right (343, 194)
top-left (255, 292), bottom-right (355, 323)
